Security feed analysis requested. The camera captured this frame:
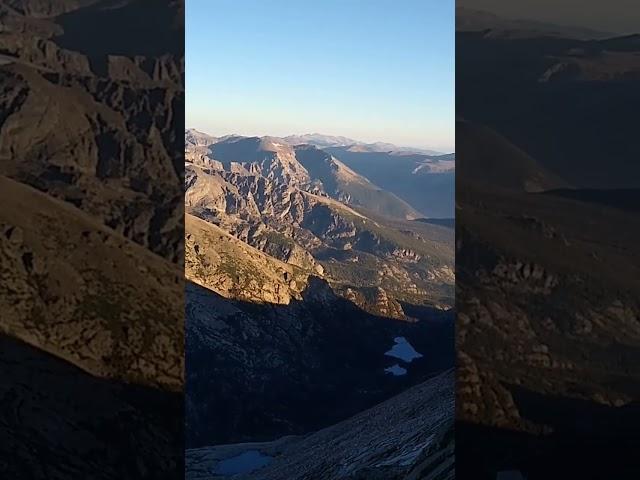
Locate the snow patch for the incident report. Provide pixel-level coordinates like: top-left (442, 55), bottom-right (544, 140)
top-left (385, 337), bottom-right (423, 363)
top-left (384, 364), bottom-right (407, 376)
top-left (412, 160), bottom-right (455, 174)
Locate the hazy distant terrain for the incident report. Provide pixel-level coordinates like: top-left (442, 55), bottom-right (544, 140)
top-left (283, 133), bottom-right (444, 155)
top-left (324, 146), bottom-right (455, 218)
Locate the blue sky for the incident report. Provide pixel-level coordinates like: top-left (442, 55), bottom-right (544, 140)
top-left (186, 0), bottom-right (455, 151)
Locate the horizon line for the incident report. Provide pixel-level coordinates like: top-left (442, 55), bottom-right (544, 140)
top-left (186, 126), bottom-right (455, 154)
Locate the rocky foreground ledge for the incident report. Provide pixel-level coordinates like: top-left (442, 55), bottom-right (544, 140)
top-left (186, 369), bottom-right (454, 480)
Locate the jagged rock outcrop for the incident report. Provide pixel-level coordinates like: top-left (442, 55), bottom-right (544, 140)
top-left (340, 286), bottom-right (411, 321)
top-left (0, 0), bottom-right (184, 262)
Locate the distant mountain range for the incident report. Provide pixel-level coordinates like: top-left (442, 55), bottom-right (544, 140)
top-left (185, 129), bottom-right (455, 218)
top-left (187, 130), bottom-right (445, 155)
top-left (283, 133), bottom-right (445, 156)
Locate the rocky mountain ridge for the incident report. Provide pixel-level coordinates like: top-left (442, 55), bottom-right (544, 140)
top-left (188, 134), bottom-right (424, 220)
top-left (185, 130), bottom-right (454, 313)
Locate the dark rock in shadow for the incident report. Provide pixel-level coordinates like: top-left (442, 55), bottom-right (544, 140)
top-left (0, 335), bottom-right (183, 479)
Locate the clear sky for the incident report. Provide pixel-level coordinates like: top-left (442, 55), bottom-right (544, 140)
top-left (186, 0), bottom-right (455, 152)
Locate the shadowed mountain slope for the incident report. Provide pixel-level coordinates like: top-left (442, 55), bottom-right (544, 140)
top-left (324, 146), bottom-right (455, 218)
top-left (0, 334), bottom-right (183, 479)
top-left (187, 369), bottom-right (454, 480)
top-left (456, 120), bottom-right (568, 192)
